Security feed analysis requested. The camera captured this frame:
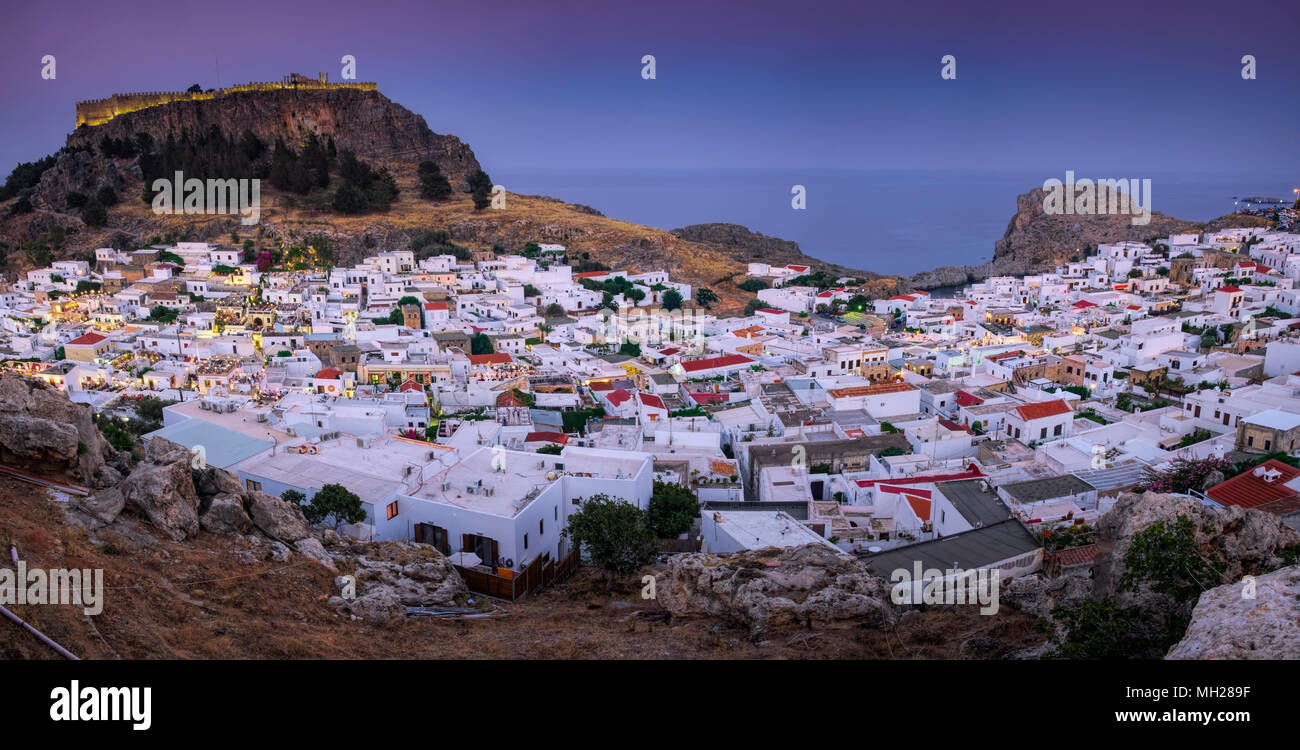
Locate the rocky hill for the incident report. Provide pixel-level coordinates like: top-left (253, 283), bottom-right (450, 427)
top-left (67, 88), bottom-right (481, 188)
top-left (908, 186), bottom-right (1273, 290)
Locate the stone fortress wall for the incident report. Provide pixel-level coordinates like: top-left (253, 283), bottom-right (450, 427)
top-left (75, 72), bottom-right (377, 128)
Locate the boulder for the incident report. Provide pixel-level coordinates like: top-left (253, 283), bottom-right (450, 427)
top-left (194, 466), bottom-right (245, 498)
top-left (199, 492), bottom-right (253, 535)
top-left (333, 540), bottom-right (467, 621)
top-left (294, 537), bottom-right (337, 572)
top-left (106, 438), bottom-right (201, 542)
top-left (75, 486), bottom-right (126, 525)
top-left (245, 491), bottom-right (312, 542)
top-left (0, 372), bottom-right (120, 487)
top-left (657, 543), bottom-right (898, 635)
top-left (1167, 564), bottom-right (1300, 659)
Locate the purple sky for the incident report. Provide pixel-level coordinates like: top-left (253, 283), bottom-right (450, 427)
top-left (2, 0), bottom-right (1298, 178)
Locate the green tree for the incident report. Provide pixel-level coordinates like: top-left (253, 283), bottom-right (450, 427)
top-left (661, 289), bottom-right (684, 311)
top-left (470, 332), bottom-right (494, 355)
top-left (544, 302), bottom-right (566, 318)
top-left (302, 483), bottom-right (365, 528)
top-left (618, 341), bottom-right (641, 357)
top-left (562, 494), bottom-right (657, 577)
top-left (468, 170), bottom-right (494, 210)
top-left (647, 480), bottom-right (699, 538)
top-left (81, 199), bottom-right (108, 227)
top-left (536, 443), bottom-right (564, 455)
top-left (281, 489), bottom-right (307, 508)
top-left (96, 185), bottom-right (119, 207)
top-left (696, 287), bottom-right (718, 308)
top-left (417, 160), bottom-right (452, 200)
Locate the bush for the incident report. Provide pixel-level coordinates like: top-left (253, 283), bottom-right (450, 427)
top-left (562, 494), bottom-right (657, 576)
top-left (647, 481), bottom-right (699, 538)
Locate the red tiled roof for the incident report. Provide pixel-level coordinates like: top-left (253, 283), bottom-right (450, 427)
top-left (66, 332), bottom-right (107, 347)
top-left (1217, 285), bottom-right (1242, 293)
top-left (606, 388), bottom-right (633, 407)
top-left (525, 431), bottom-right (569, 445)
top-left (1014, 399), bottom-right (1071, 421)
top-left (399, 379), bottom-right (424, 392)
top-left (658, 347), bottom-right (680, 356)
top-left (315, 368), bottom-right (342, 380)
top-left (468, 353), bottom-right (512, 365)
top-left (1206, 459), bottom-right (1300, 509)
top-left (1045, 544), bottom-right (1098, 568)
top-left (1126, 305), bottom-right (1142, 310)
top-left (424, 302), bottom-right (448, 310)
top-left (638, 392), bottom-right (666, 410)
top-left (587, 380), bottom-right (613, 392)
top-left (856, 464), bottom-right (985, 488)
top-left (786, 265), bottom-right (809, 272)
top-left (757, 308), bottom-right (786, 315)
top-left (496, 390), bottom-right (527, 407)
top-left (904, 495), bottom-right (932, 522)
top-left (888, 295), bottom-right (916, 302)
top-left (689, 392), bottom-right (729, 404)
top-left (680, 354), bottom-right (753, 373)
top-left (573, 271), bottom-right (609, 279)
top-left (1072, 300), bottom-right (1097, 309)
top-left (939, 418), bottom-right (973, 434)
top-left (954, 390), bottom-right (984, 407)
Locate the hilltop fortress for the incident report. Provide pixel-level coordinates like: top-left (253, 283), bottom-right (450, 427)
top-left (75, 72), bottom-right (377, 128)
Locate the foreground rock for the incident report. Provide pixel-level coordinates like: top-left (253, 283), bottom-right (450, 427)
top-left (656, 543), bottom-right (898, 636)
top-left (1093, 491), bottom-right (1300, 608)
top-left (326, 539), bottom-right (467, 621)
top-left (1167, 564), bottom-right (1300, 659)
top-left (75, 437), bottom-right (200, 541)
top-left (0, 372), bottom-right (125, 488)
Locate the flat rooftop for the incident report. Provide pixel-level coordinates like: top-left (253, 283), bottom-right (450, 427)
top-left (708, 510), bottom-right (836, 551)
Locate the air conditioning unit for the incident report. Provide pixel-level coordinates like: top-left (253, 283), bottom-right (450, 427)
top-left (256, 412), bottom-right (268, 423)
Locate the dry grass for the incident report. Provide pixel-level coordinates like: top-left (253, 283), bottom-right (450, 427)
top-left (0, 477), bottom-right (1043, 660)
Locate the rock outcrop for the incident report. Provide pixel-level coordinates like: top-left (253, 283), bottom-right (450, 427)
top-left (656, 543), bottom-right (898, 636)
top-left (75, 437), bottom-right (201, 541)
top-left (1166, 564), bottom-right (1300, 659)
top-left (66, 88), bottom-right (482, 190)
top-left (1092, 491), bottom-right (1300, 607)
top-left (0, 373), bottom-right (125, 488)
top-left (327, 539), bottom-right (468, 621)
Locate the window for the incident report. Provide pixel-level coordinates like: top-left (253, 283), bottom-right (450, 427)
top-left (1053, 424), bottom-right (1062, 436)
top-left (523, 533), bottom-right (529, 550)
top-left (245, 479), bottom-right (261, 492)
top-left (539, 519), bottom-right (544, 535)
top-left (386, 501), bottom-right (399, 520)
top-left (554, 506), bottom-right (559, 520)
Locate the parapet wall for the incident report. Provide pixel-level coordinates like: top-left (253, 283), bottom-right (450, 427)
top-left (75, 80), bottom-right (379, 128)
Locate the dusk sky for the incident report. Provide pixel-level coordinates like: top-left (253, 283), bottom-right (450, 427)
top-left (2, 0), bottom-right (1298, 178)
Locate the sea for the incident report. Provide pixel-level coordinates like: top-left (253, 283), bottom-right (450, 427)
top-left (493, 168), bottom-right (1298, 276)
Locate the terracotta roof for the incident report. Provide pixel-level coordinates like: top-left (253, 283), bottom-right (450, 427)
top-left (525, 431), bottom-right (568, 445)
top-left (757, 308), bottom-right (786, 315)
top-left (904, 494), bottom-right (932, 522)
top-left (638, 392), bottom-right (666, 410)
top-left (496, 390), bottom-right (527, 407)
top-left (606, 388), bottom-right (633, 407)
top-left (680, 354), bottom-right (754, 373)
top-left (710, 459), bottom-right (737, 476)
top-left (66, 332), bottom-right (107, 347)
top-left (587, 380), bottom-right (613, 391)
top-left (689, 392), bottom-right (729, 404)
top-left (315, 368), bottom-right (342, 380)
top-left (468, 353), bottom-right (513, 365)
top-left (1217, 285), bottom-right (1243, 293)
top-left (954, 390), bottom-right (984, 407)
top-left (424, 302), bottom-right (448, 310)
top-left (879, 485), bottom-right (932, 498)
top-left (398, 379), bottom-right (424, 392)
top-left (1014, 399), bottom-right (1071, 421)
top-left (1071, 300), bottom-right (1097, 309)
top-left (1045, 544), bottom-right (1098, 568)
top-left (1206, 459), bottom-right (1300, 509)
top-left (786, 265), bottom-right (809, 272)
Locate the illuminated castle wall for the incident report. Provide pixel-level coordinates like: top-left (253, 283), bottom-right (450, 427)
top-left (75, 73), bottom-right (378, 128)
